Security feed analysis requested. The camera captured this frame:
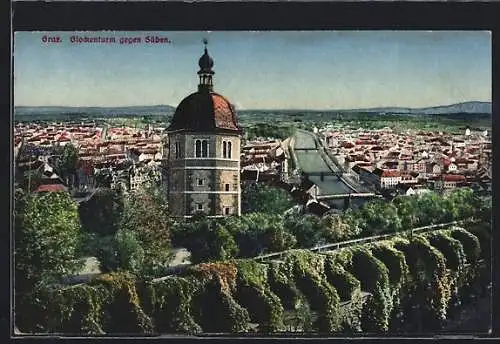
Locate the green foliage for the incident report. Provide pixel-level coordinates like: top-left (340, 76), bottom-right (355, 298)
top-left (267, 261), bottom-right (315, 332)
top-left (113, 230), bottom-right (146, 273)
top-left (94, 170), bottom-right (113, 188)
top-left (352, 200), bottom-right (402, 235)
top-left (21, 170), bottom-right (43, 193)
top-left (444, 188), bottom-right (482, 221)
top-left (319, 214), bottom-right (360, 242)
top-left (174, 213), bottom-right (296, 262)
top-left (369, 242), bottom-right (409, 287)
top-left (344, 247), bottom-right (392, 332)
top-left (16, 210), bottom-right (488, 335)
top-left (241, 183), bottom-right (294, 214)
top-left (58, 143), bottom-right (79, 180)
top-left (323, 257), bottom-right (360, 301)
top-left (284, 250), bottom-right (341, 332)
top-left (44, 283), bottom-right (109, 334)
top-left (186, 262), bottom-right (250, 333)
top-left (284, 214), bottom-right (325, 248)
top-left (89, 272), bottom-right (154, 334)
top-left (173, 217), bottom-right (239, 264)
top-left (449, 228), bottom-right (481, 265)
top-left (467, 222), bottom-right (491, 262)
top-left (339, 289), bottom-right (364, 333)
top-left (234, 260), bottom-right (284, 332)
top-left (119, 187), bottom-right (173, 277)
top-left (145, 277), bottom-right (202, 334)
top-left (225, 213), bottom-right (296, 257)
top-left (424, 231), bottom-right (466, 272)
top-left (394, 235), bottom-right (451, 327)
top-left (15, 190), bottom-right (82, 287)
top-left (243, 123), bottom-right (295, 141)
top-left (15, 190), bottom-right (83, 332)
top-left (267, 261), bottom-right (308, 318)
top-left (79, 188), bottom-right (124, 236)
top-left (392, 196), bottom-right (419, 229)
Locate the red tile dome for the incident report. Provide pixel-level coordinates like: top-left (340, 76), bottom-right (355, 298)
top-left (167, 91), bottom-right (241, 134)
top-left (167, 41), bottom-right (241, 134)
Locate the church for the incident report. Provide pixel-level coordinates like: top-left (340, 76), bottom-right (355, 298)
top-left (166, 41), bottom-right (242, 218)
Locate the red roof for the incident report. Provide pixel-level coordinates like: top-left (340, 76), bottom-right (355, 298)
top-left (168, 91), bottom-right (241, 133)
top-left (34, 184), bottom-right (67, 193)
top-left (443, 174), bottom-right (466, 182)
top-left (212, 94), bottom-right (239, 130)
top-left (341, 142), bottom-right (355, 148)
top-left (373, 168), bottom-right (401, 178)
top-left (381, 170), bottom-right (401, 177)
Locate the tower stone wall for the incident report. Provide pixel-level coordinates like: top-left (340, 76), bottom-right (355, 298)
top-left (166, 42), bottom-right (242, 218)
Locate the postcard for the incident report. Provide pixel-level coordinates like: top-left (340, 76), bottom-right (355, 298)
top-left (13, 30), bottom-right (492, 336)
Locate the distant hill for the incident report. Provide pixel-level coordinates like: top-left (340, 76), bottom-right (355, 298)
top-left (14, 105), bottom-right (176, 116)
top-left (14, 101), bottom-right (491, 117)
top-left (342, 101), bottom-right (491, 115)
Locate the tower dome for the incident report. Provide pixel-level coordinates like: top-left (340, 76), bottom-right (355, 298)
top-left (167, 39), bottom-right (241, 134)
top-left (168, 92), bottom-right (241, 133)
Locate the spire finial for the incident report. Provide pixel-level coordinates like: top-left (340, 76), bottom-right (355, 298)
top-left (198, 38), bottom-right (214, 92)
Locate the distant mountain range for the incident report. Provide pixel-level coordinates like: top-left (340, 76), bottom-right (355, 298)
top-left (14, 101), bottom-right (491, 116)
top-left (14, 105), bottom-right (176, 116)
top-left (346, 101), bottom-right (491, 115)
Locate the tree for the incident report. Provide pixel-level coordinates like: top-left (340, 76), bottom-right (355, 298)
top-left (21, 169), bottom-right (43, 193)
top-left (14, 189), bottom-right (82, 331)
top-left (242, 183), bottom-right (294, 214)
top-left (172, 216), bottom-right (239, 264)
top-left (111, 229), bottom-right (146, 273)
top-left (118, 186), bottom-right (173, 277)
top-left (284, 214), bottom-right (324, 248)
top-left (57, 143), bottom-right (79, 185)
top-left (444, 187), bottom-right (478, 221)
top-left (229, 213), bottom-right (296, 255)
top-left (414, 192), bottom-right (448, 225)
top-left (79, 188), bottom-right (124, 236)
top-left (356, 200), bottom-right (402, 235)
top-left (319, 214), bottom-right (355, 242)
top-left (94, 170), bottom-right (113, 188)
top-left (392, 196), bottom-right (418, 230)
top-left (15, 189), bottom-right (82, 290)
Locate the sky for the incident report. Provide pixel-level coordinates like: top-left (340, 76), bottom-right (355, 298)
top-left (14, 31), bottom-right (491, 110)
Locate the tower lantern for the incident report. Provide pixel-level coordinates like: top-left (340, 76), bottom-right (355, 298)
top-left (166, 40), bottom-right (242, 218)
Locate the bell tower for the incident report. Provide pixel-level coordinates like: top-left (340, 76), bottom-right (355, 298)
top-left (166, 39), bottom-right (242, 218)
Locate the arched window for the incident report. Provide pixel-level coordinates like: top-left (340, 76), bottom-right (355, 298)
top-left (195, 140), bottom-right (202, 158)
top-left (202, 140), bottom-right (208, 157)
top-left (228, 141), bottom-right (232, 159)
top-left (223, 141), bottom-right (227, 158)
top-left (175, 142), bottom-right (181, 159)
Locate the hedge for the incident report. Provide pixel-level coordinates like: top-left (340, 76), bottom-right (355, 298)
top-left (18, 227), bottom-right (487, 335)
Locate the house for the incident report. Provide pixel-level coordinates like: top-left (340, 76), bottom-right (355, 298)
top-left (426, 162), bottom-right (442, 175)
top-left (305, 199), bottom-right (331, 216)
top-left (396, 183), bottom-right (416, 196)
top-left (443, 159), bottom-right (458, 172)
top-left (357, 166), bottom-right (378, 187)
top-left (414, 158), bottom-right (427, 173)
top-left (434, 174), bottom-right (467, 190)
top-left (372, 168), bottom-right (402, 190)
top-left (241, 169), bottom-right (259, 183)
top-left (399, 172), bottom-right (419, 185)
